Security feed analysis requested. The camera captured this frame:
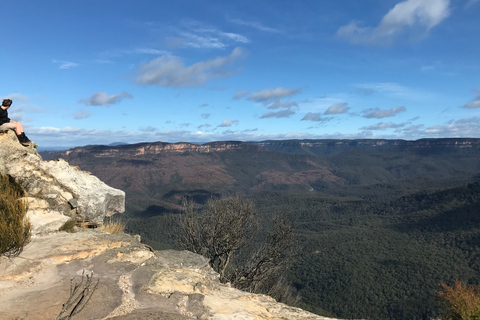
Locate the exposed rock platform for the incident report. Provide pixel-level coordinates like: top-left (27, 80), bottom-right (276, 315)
top-left (0, 230), bottom-right (340, 320)
top-left (0, 129), bottom-right (125, 234)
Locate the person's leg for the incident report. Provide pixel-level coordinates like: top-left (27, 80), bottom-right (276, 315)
top-left (9, 120), bottom-right (24, 134)
top-left (9, 120), bottom-right (31, 145)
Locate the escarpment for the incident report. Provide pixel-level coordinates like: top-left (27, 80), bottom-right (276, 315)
top-left (0, 128), bottom-right (343, 320)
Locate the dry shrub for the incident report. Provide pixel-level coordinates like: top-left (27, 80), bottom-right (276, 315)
top-left (439, 280), bottom-right (480, 320)
top-left (99, 217), bottom-right (125, 233)
top-left (0, 174), bottom-right (31, 257)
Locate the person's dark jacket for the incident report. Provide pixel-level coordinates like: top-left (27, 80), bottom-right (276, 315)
top-left (0, 108), bottom-right (10, 125)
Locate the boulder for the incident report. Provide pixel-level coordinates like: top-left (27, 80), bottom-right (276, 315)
top-left (0, 129), bottom-right (125, 233)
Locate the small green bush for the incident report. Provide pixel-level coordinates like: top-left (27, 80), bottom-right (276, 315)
top-left (59, 218), bottom-right (77, 233)
top-left (439, 280), bottom-right (480, 320)
top-left (0, 174), bottom-right (31, 257)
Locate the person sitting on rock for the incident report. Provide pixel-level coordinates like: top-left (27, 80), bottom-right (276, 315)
top-left (0, 99), bottom-right (32, 146)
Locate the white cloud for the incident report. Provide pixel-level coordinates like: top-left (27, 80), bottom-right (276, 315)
top-left (218, 120), bottom-right (239, 127)
top-left (132, 48), bottom-right (169, 55)
top-left (248, 87), bottom-right (300, 103)
top-left (174, 21), bottom-right (250, 49)
top-left (74, 110), bottom-right (91, 119)
top-left (139, 126), bottom-right (158, 132)
top-left (267, 100), bottom-right (299, 109)
top-left (355, 82), bottom-right (433, 100)
top-left (337, 0), bottom-right (450, 45)
top-left (464, 100), bottom-right (480, 108)
top-left (233, 89), bottom-right (250, 100)
top-left (201, 113), bottom-right (211, 119)
top-left (260, 109), bottom-right (295, 118)
top-left (3, 93), bottom-right (29, 103)
top-left (324, 102), bottom-right (350, 115)
top-left (363, 106), bottom-right (407, 118)
top-left (463, 89), bottom-right (480, 108)
top-left (229, 18), bottom-right (281, 33)
top-left (301, 112), bottom-right (323, 121)
top-left (53, 60), bottom-right (79, 69)
top-left (79, 91), bottom-right (133, 106)
top-left (134, 47), bottom-right (245, 87)
top-left (360, 121), bottom-right (407, 130)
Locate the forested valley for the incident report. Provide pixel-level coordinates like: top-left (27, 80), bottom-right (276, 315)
top-left (40, 139), bottom-right (480, 319)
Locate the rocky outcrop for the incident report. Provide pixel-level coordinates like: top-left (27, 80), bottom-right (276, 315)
top-left (0, 230), bottom-right (341, 320)
top-left (0, 129), bottom-right (125, 233)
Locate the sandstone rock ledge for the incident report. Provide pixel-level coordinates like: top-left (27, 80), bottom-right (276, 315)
top-left (0, 130), bottom-right (125, 234)
top-left (0, 231), bottom-right (340, 320)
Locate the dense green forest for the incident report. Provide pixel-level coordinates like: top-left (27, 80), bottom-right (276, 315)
top-left (124, 180), bottom-right (480, 320)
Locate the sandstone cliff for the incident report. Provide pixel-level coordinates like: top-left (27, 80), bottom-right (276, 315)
top-left (0, 129), bottom-right (125, 233)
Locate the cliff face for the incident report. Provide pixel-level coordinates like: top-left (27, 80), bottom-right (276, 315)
top-left (252, 138), bottom-right (480, 157)
top-left (0, 128), bottom-right (125, 234)
top-left (41, 138), bottom-right (480, 160)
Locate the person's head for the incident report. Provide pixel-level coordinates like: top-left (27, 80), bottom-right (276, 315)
top-left (2, 99), bottom-right (12, 109)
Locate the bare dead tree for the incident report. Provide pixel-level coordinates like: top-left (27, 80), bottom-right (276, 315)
top-left (177, 197), bottom-right (258, 281)
top-left (176, 198), bottom-right (300, 304)
top-left (230, 213), bottom-right (300, 302)
top-left (55, 270), bottom-right (99, 320)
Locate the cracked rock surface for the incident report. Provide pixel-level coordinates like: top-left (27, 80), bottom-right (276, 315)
top-left (0, 230), bottom-right (341, 320)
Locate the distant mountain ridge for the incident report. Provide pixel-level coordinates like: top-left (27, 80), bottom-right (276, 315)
top-left (39, 137), bottom-right (480, 215)
top-left (41, 138), bottom-right (480, 160)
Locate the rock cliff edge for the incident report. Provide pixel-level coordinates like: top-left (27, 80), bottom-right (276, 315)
top-left (0, 129), bottom-right (125, 234)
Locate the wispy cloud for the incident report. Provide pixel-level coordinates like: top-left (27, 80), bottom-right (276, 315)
top-left (463, 88), bottom-right (480, 108)
top-left (78, 91), bottom-right (133, 106)
top-left (52, 60), bottom-right (79, 69)
top-left (218, 120), bottom-right (239, 127)
top-left (464, 100), bottom-right (480, 109)
top-left (134, 47), bottom-right (245, 87)
top-left (139, 126), bottom-right (158, 132)
top-left (74, 110), bottom-right (91, 120)
top-left (267, 100), bottom-right (299, 109)
top-left (100, 48), bottom-right (169, 58)
top-left (363, 106), bottom-right (407, 118)
top-left (260, 109), bottom-right (295, 118)
top-left (355, 82), bottom-right (432, 100)
top-left (301, 112), bottom-right (332, 122)
top-left (201, 113), bottom-right (211, 119)
top-left (360, 121), bottom-right (407, 130)
top-left (247, 87), bottom-right (300, 103)
top-left (337, 0), bottom-right (451, 46)
top-left (172, 20), bottom-right (250, 49)
top-left (324, 102), bottom-right (350, 115)
top-left (229, 18), bottom-right (281, 33)
top-left (233, 89), bottom-right (250, 100)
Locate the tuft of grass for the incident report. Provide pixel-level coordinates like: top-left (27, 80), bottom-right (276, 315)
top-left (0, 174), bottom-right (31, 257)
top-left (438, 280), bottom-right (480, 320)
top-left (59, 218), bottom-right (77, 233)
top-left (99, 217), bottom-right (125, 234)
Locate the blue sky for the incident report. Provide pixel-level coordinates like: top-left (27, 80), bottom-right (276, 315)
top-left (2, 0), bottom-right (480, 148)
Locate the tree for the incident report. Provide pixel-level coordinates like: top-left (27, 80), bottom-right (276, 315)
top-left (177, 197), bottom-right (258, 280)
top-left (176, 196), bottom-right (299, 304)
top-left (438, 281), bottom-right (480, 320)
